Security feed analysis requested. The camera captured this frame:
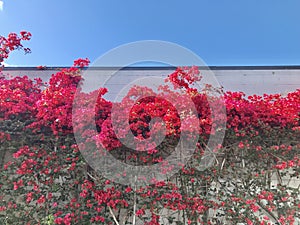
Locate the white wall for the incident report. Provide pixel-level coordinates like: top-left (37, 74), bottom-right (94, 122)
top-left (2, 67), bottom-right (300, 97)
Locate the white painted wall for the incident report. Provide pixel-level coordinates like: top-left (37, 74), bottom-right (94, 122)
top-left (2, 67), bottom-right (299, 97)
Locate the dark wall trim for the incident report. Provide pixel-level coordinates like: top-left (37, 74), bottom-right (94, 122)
top-left (2, 65), bottom-right (300, 71)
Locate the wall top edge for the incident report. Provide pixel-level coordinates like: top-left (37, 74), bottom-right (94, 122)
top-left (2, 65), bottom-right (300, 71)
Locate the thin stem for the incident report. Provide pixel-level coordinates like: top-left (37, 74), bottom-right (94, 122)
top-left (132, 175), bottom-right (137, 225)
top-left (108, 206), bottom-right (120, 225)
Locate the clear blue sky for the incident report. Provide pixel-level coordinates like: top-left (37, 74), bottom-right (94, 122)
top-left (1, 0), bottom-right (300, 66)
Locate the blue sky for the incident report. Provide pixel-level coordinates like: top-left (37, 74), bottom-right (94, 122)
top-left (1, 0), bottom-right (300, 66)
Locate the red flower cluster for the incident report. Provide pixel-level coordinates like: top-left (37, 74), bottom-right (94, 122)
top-left (73, 58), bottom-right (90, 68)
top-left (0, 75), bottom-right (42, 120)
top-left (225, 90), bottom-right (300, 133)
top-left (0, 31), bottom-right (31, 67)
top-left (32, 66), bottom-right (83, 135)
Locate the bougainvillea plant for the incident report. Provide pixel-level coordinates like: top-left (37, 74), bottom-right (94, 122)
top-left (0, 31), bottom-right (32, 69)
top-left (0, 31), bottom-right (299, 225)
